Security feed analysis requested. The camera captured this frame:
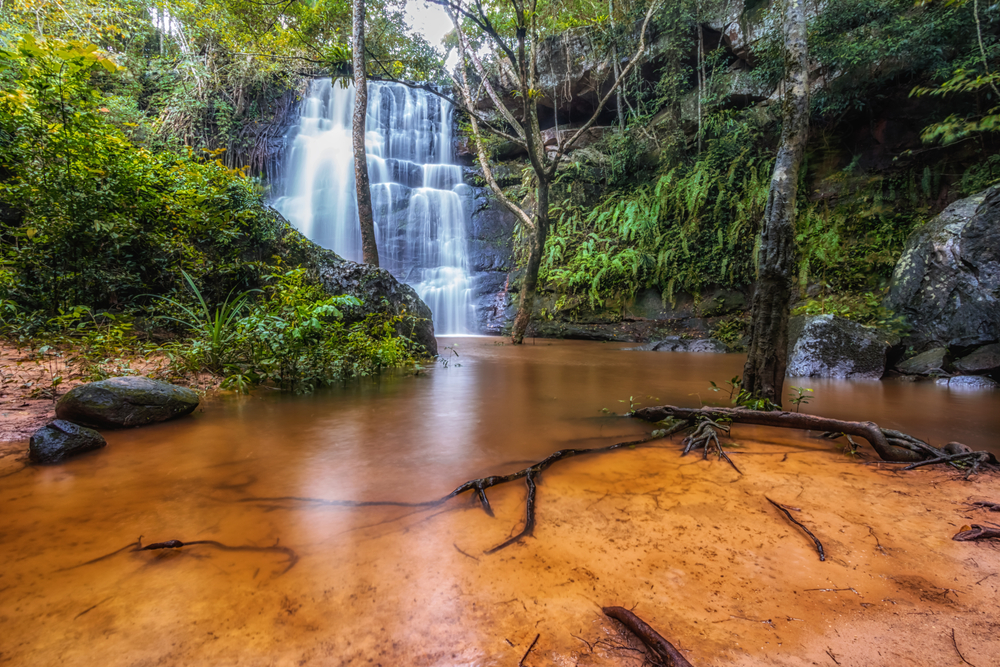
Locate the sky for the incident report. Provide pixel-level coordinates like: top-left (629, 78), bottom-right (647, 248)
top-left (404, 0), bottom-right (452, 48)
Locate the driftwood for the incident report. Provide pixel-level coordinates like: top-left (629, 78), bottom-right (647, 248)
top-left (766, 497), bottom-right (826, 561)
top-left (954, 525), bottom-right (1000, 541)
top-left (66, 536), bottom-right (299, 574)
top-left (633, 405), bottom-right (997, 473)
top-left (603, 606), bottom-right (695, 667)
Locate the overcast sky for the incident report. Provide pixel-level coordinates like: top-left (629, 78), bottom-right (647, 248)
top-left (405, 0), bottom-right (451, 47)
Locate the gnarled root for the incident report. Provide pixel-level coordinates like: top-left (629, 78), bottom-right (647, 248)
top-left (954, 525), bottom-right (1000, 541)
top-left (633, 405), bottom-right (997, 476)
top-left (681, 419), bottom-right (741, 474)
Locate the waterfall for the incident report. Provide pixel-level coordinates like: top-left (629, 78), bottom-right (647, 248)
top-left (273, 79), bottom-right (473, 335)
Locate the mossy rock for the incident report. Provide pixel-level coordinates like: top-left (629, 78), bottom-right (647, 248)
top-left (56, 377), bottom-right (199, 429)
top-left (29, 420), bottom-right (107, 464)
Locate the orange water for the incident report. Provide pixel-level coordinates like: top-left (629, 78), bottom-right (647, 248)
top-left (2, 337), bottom-right (998, 666)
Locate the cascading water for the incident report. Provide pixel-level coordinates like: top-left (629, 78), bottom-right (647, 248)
top-left (273, 79), bottom-right (473, 334)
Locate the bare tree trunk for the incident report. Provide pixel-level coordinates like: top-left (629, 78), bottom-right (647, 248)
top-left (742, 0), bottom-right (809, 404)
top-left (352, 0), bottom-right (379, 267)
top-left (511, 181), bottom-right (550, 343)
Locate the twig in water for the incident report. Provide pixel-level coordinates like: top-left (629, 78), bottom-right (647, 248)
top-left (519, 633), bottom-right (540, 666)
top-left (826, 648), bottom-right (841, 665)
top-left (766, 497), bottom-right (826, 561)
top-left (453, 543), bottom-right (479, 561)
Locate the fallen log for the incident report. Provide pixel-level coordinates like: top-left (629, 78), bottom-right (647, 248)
top-left (603, 606), bottom-right (694, 667)
top-left (633, 405), bottom-right (997, 472)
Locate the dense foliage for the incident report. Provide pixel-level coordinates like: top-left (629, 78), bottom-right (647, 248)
top-left (510, 0), bottom-right (1000, 334)
top-left (0, 36), bottom-right (421, 390)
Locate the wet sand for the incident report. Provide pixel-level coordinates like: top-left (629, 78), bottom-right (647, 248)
top-left (1, 337), bottom-right (998, 666)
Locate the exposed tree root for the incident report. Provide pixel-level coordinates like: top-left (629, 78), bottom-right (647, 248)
top-left (64, 536), bottom-right (299, 574)
top-left (954, 525), bottom-right (1000, 541)
top-left (246, 434), bottom-right (661, 553)
top-left (633, 405), bottom-right (998, 475)
top-left (680, 419), bottom-right (741, 474)
top-left (968, 501), bottom-right (1000, 512)
top-left (766, 497), bottom-right (826, 561)
top-left (603, 606), bottom-right (695, 667)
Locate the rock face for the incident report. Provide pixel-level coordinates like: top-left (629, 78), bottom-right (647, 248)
top-left (786, 315), bottom-right (892, 379)
top-left (56, 377), bottom-right (200, 428)
top-left (952, 343), bottom-right (1000, 375)
top-left (312, 260), bottom-right (438, 356)
top-left (264, 213), bottom-right (438, 355)
top-left (896, 348), bottom-right (951, 375)
top-left (885, 186), bottom-right (1000, 351)
top-left (29, 420), bottom-right (107, 464)
top-left (630, 337), bottom-right (729, 353)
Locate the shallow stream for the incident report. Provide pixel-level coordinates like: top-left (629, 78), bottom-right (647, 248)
top-left (2, 338), bottom-right (999, 666)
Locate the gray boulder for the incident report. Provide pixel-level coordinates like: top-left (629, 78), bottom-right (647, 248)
top-left (786, 314), bottom-right (892, 379)
top-left (953, 343), bottom-right (1000, 375)
top-left (630, 337), bottom-right (729, 353)
top-left (29, 420), bottom-right (107, 464)
top-left (936, 376), bottom-right (998, 390)
top-left (896, 347), bottom-right (951, 375)
top-left (56, 377), bottom-right (199, 428)
top-left (885, 186), bottom-right (1000, 350)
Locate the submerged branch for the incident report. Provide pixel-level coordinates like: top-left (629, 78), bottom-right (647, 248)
top-left (765, 497), bottom-right (826, 561)
top-left (603, 606), bottom-right (695, 667)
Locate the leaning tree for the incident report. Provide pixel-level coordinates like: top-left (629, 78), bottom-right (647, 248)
top-left (741, 0), bottom-right (809, 404)
top-left (424, 0), bottom-right (661, 343)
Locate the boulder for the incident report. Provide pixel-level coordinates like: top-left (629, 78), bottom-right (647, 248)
top-left (952, 343), bottom-right (1000, 375)
top-left (56, 377), bottom-right (199, 428)
top-left (786, 314), bottom-right (892, 379)
top-left (29, 420), bottom-right (107, 464)
top-left (895, 347), bottom-right (951, 375)
top-left (267, 215), bottom-right (438, 355)
top-left (936, 376), bottom-right (999, 390)
top-left (885, 186), bottom-right (1000, 350)
top-left (630, 337), bottom-right (728, 353)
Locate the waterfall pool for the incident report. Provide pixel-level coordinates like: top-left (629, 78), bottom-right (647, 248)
top-left (1, 338), bottom-right (998, 665)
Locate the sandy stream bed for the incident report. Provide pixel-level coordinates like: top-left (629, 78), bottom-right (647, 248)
top-left (1, 420), bottom-right (998, 666)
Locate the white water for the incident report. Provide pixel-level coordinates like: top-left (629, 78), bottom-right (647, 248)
top-left (273, 79), bottom-right (473, 335)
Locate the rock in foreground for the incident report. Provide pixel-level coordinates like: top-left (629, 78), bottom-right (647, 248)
top-left (56, 377), bottom-right (199, 428)
top-left (787, 315), bottom-right (892, 379)
top-left (29, 420), bottom-right (107, 463)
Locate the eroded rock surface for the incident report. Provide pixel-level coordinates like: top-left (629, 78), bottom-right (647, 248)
top-left (885, 186), bottom-right (1000, 350)
top-left (896, 347), bottom-right (951, 375)
top-left (56, 376), bottom-right (199, 428)
top-left (29, 420), bottom-right (107, 464)
top-left (953, 343), bottom-right (1000, 375)
top-left (787, 314), bottom-right (893, 379)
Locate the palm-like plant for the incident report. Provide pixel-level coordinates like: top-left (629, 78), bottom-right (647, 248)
top-left (154, 271), bottom-right (260, 372)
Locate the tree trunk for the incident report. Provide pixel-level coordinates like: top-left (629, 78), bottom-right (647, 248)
top-left (511, 180), bottom-right (550, 344)
top-left (352, 0), bottom-right (379, 267)
top-left (742, 0), bottom-right (808, 404)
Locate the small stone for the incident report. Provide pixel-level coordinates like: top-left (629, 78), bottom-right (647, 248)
top-left (29, 420), bottom-right (107, 464)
